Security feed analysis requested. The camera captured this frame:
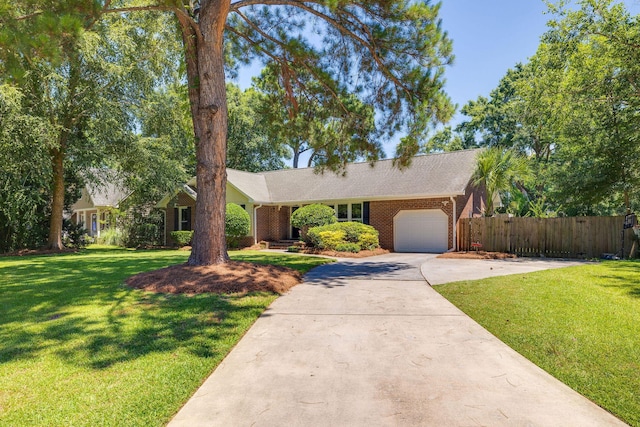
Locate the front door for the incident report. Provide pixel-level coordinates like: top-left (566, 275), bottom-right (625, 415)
top-left (291, 206), bottom-right (300, 239)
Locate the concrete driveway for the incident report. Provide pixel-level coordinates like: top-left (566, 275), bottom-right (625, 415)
top-left (168, 254), bottom-right (624, 426)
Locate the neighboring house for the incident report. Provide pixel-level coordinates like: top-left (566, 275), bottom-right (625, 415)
top-left (158, 149), bottom-right (485, 252)
top-left (69, 176), bottom-right (130, 238)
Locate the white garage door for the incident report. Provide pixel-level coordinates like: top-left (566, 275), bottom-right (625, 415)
top-left (394, 209), bottom-right (449, 253)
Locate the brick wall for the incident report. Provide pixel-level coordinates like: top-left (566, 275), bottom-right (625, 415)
top-left (456, 181), bottom-right (486, 220)
top-left (165, 192), bottom-right (196, 246)
top-left (256, 206), bottom-right (291, 242)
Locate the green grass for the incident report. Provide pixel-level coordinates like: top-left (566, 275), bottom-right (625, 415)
top-left (435, 261), bottom-right (640, 426)
top-left (0, 246), bottom-right (332, 427)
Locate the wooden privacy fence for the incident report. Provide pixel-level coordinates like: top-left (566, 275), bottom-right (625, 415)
top-left (457, 216), bottom-right (637, 259)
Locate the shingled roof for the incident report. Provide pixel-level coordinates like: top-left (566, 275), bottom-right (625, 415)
top-left (82, 169), bottom-right (130, 207)
top-left (188, 149), bottom-right (480, 204)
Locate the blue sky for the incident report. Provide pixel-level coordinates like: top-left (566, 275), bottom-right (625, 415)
top-left (438, 1), bottom-right (549, 122)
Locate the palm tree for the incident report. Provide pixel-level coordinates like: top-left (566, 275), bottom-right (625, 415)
top-left (473, 148), bottom-right (530, 216)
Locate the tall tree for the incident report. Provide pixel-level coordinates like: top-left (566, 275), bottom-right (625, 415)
top-left (0, 8), bottom-right (179, 249)
top-left (0, 84), bottom-right (52, 252)
top-left (102, 0), bottom-right (455, 265)
top-left (544, 0), bottom-right (640, 214)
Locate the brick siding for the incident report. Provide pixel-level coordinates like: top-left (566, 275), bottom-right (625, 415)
top-left (256, 206), bottom-right (290, 242)
top-left (165, 192), bottom-right (196, 246)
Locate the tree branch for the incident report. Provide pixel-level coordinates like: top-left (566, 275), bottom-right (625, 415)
top-left (102, 4), bottom-right (203, 41)
top-left (232, 1), bottom-right (411, 98)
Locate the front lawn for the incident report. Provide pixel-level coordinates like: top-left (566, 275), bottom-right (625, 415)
top-left (435, 261), bottom-right (640, 426)
top-left (0, 246), bottom-right (331, 427)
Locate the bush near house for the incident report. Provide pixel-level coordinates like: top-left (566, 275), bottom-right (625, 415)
top-left (121, 207), bottom-right (165, 248)
top-left (335, 242), bottom-right (361, 253)
top-left (291, 204), bottom-right (337, 242)
top-left (61, 219), bottom-right (89, 249)
top-left (96, 228), bottom-right (127, 247)
top-left (307, 222), bottom-right (379, 252)
top-left (170, 230), bottom-right (193, 247)
top-left (226, 203), bottom-right (250, 248)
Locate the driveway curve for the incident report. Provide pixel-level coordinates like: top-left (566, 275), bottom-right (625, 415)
top-left (169, 253), bottom-right (624, 427)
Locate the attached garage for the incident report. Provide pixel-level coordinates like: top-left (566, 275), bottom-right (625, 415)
top-left (393, 209), bottom-right (449, 253)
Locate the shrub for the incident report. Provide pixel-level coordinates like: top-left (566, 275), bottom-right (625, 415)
top-left (226, 203), bottom-right (250, 248)
top-left (286, 246), bottom-right (300, 253)
top-left (317, 230), bottom-right (346, 250)
top-left (121, 207), bottom-right (164, 248)
top-left (339, 222), bottom-right (376, 243)
top-left (96, 228), bottom-right (127, 247)
top-left (62, 219), bottom-right (89, 249)
top-left (335, 242), bottom-right (360, 253)
top-left (358, 232), bottom-right (379, 251)
top-left (307, 222), bottom-right (379, 251)
top-left (291, 204), bottom-right (337, 241)
top-left (171, 230), bottom-right (193, 247)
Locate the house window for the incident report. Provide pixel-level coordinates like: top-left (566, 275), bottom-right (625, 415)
top-left (337, 204), bottom-right (348, 221)
top-left (351, 203), bottom-right (363, 222)
top-left (326, 203), bottom-right (366, 222)
top-left (180, 207), bottom-right (191, 231)
top-left (174, 206), bottom-right (192, 231)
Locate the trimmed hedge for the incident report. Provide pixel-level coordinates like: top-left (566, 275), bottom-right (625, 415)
top-left (291, 204), bottom-right (337, 241)
top-left (307, 222), bottom-right (379, 251)
top-left (170, 230), bottom-right (193, 247)
top-left (226, 203), bottom-right (250, 248)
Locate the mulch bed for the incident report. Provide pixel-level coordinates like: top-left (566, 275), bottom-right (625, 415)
top-left (437, 251), bottom-right (517, 260)
top-left (126, 261), bottom-right (302, 295)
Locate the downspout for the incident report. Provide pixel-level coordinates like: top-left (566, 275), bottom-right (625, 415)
top-left (253, 204), bottom-right (263, 245)
top-left (450, 196), bottom-right (457, 251)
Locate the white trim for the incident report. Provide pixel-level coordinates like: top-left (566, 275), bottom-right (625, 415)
top-left (450, 196), bottom-right (457, 251)
top-left (253, 204), bottom-right (262, 244)
top-left (162, 209), bottom-right (167, 246)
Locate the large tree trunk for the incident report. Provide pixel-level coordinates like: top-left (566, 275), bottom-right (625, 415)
top-left (181, 0), bottom-right (231, 265)
top-left (48, 146), bottom-right (65, 250)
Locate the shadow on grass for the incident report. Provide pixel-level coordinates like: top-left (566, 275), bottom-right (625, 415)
top-left (592, 260), bottom-right (640, 298)
top-left (0, 249), bottom-right (270, 369)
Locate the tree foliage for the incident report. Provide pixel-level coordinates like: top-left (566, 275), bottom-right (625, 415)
top-left (543, 0), bottom-right (640, 214)
top-left (0, 84), bottom-right (52, 252)
top-left (0, 7), bottom-right (181, 250)
top-left (472, 148), bottom-right (530, 216)
top-left (253, 61), bottom-right (378, 170)
top-left (226, 84), bottom-right (288, 172)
